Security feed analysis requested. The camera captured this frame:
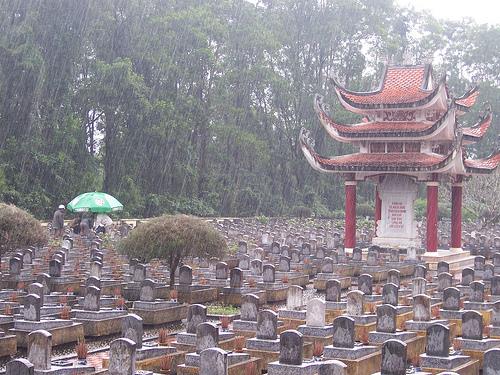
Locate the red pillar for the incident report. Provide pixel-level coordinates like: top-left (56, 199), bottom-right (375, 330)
top-left (451, 176), bottom-right (463, 250)
top-left (426, 177), bottom-right (439, 252)
top-left (345, 179), bottom-right (357, 250)
top-left (374, 186), bottom-right (382, 236)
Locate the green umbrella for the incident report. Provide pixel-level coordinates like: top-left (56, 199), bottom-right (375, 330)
top-left (67, 192), bottom-right (123, 213)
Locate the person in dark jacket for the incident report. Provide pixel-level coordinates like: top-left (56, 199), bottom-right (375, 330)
top-left (52, 204), bottom-right (65, 237)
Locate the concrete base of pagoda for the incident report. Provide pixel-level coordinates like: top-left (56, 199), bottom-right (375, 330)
top-left (421, 249), bottom-right (475, 277)
top-left (372, 236), bottom-right (420, 249)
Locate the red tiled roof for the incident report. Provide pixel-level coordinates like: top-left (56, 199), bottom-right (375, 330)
top-left (462, 112), bottom-right (492, 140)
top-left (315, 95), bottom-right (451, 138)
top-left (465, 152), bottom-right (500, 172)
top-left (316, 152), bottom-right (446, 168)
top-left (336, 65), bottom-right (435, 105)
top-left (455, 87), bottom-right (479, 109)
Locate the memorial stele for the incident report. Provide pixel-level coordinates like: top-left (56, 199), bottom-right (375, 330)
top-left (300, 63), bottom-right (499, 253)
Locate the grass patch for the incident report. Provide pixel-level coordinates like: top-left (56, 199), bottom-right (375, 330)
top-left (207, 304), bottom-right (240, 315)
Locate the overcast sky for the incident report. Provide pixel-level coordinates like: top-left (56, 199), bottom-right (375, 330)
top-left (396, 0), bottom-right (499, 25)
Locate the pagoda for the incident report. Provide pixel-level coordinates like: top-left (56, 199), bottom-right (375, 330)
top-left (300, 63), bottom-right (499, 253)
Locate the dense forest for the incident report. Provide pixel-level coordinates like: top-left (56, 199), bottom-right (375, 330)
top-left (0, 0), bottom-right (498, 219)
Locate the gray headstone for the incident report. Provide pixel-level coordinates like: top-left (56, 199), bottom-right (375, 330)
top-left (376, 304), bottom-right (397, 333)
top-left (36, 274), bottom-right (51, 295)
top-left (83, 285), bottom-right (101, 311)
top-left (492, 301), bottom-right (500, 327)
top-left (474, 256), bottom-right (485, 271)
top-left (426, 324), bottom-right (450, 357)
top-left (6, 358), bottom-right (34, 375)
top-left (9, 257), bottom-right (21, 275)
top-left (24, 294), bottom-right (41, 322)
top-left (332, 316), bottom-right (355, 348)
top-left (462, 310), bottom-right (483, 340)
top-left (438, 272), bottom-right (453, 292)
top-left (257, 310), bottom-right (278, 340)
top-left (229, 268), bottom-right (243, 288)
top-left (347, 290), bottom-right (364, 316)
top-left (250, 259), bottom-right (263, 276)
top-left (279, 256), bottom-right (291, 272)
top-left (461, 268), bottom-right (474, 286)
top-left (352, 248), bottom-right (362, 261)
top-left (383, 283), bottom-right (399, 306)
top-left (443, 287), bottom-right (460, 311)
top-left (413, 277), bottom-right (427, 297)
top-left (200, 347), bottom-right (228, 375)
top-left (279, 330), bottom-right (303, 365)
top-left (306, 298), bottom-right (325, 327)
top-left (381, 339), bottom-right (407, 375)
top-left (263, 264), bottom-right (276, 283)
top-left (286, 285), bottom-right (303, 310)
top-left (239, 255), bottom-right (250, 270)
top-left (484, 264), bottom-right (495, 281)
top-left (122, 314), bottom-right (143, 349)
top-left (187, 304), bottom-right (207, 334)
top-left (358, 274), bottom-right (373, 295)
top-left (27, 330), bottom-right (51, 371)
top-left (326, 279), bottom-right (341, 302)
top-left (49, 259), bottom-right (61, 277)
top-left (179, 265), bottom-right (193, 285)
top-left (241, 294), bottom-right (259, 322)
top-left (491, 276), bottom-right (500, 296)
top-left (414, 265), bottom-right (427, 279)
top-left (413, 294), bottom-right (431, 322)
top-left (387, 269), bottom-right (400, 287)
top-left (321, 257), bottom-right (333, 273)
top-left (109, 338), bottom-right (136, 375)
top-left (484, 348), bottom-right (500, 375)
top-left (216, 262), bottom-right (228, 279)
top-left (133, 263), bottom-right (146, 283)
top-left (140, 279), bottom-right (156, 302)
top-left (28, 283), bottom-right (44, 307)
top-left (469, 281), bottom-right (484, 303)
top-left (390, 249), bottom-right (399, 263)
top-left (196, 322), bottom-right (219, 353)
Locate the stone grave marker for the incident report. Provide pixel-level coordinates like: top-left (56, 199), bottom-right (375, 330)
top-left (28, 283), bottom-right (44, 306)
top-left (49, 259), bottom-right (61, 277)
top-left (442, 287), bottom-right (460, 311)
top-left (438, 272), bottom-right (453, 292)
top-left (332, 316), bottom-right (355, 348)
top-left (6, 358), bottom-right (34, 375)
top-left (257, 310), bottom-right (278, 340)
top-left (200, 347), bottom-right (228, 375)
top-left (412, 277), bottom-right (427, 296)
top-left (229, 268), bottom-right (243, 288)
top-left (469, 281), bottom-right (484, 303)
top-left (383, 283), bottom-right (399, 306)
top-left (24, 294), bottom-right (41, 321)
top-left (109, 338), bottom-right (136, 375)
top-left (346, 290), bottom-right (364, 316)
top-left (250, 259), bottom-right (262, 276)
top-left (239, 255), bottom-right (250, 270)
top-left (27, 330), bottom-right (51, 370)
top-left (196, 322), bottom-right (219, 353)
top-left (484, 348), bottom-right (500, 375)
top-left (376, 304), bottom-right (397, 333)
top-left (381, 339), bottom-right (407, 375)
top-left (263, 264), bottom-right (276, 283)
top-left (279, 330), bottom-right (303, 365)
top-left (358, 274), bottom-right (373, 295)
top-left (326, 279), bottom-right (341, 302)
top-left (122, 314), bottom-right (143, 348)
top-left (83, 286), bottom-right (101, 311)
top-left (287, 285), bottom-right (303, 310)
top-left (387, 269), bottom-right (400, 287)
top-left (461, 267), bottom-right (474, 286)
top-left (437, 261), bottom-right (450, 274)
top-left (279, 256), bottom-right (290, 272)
top-left (426, 324), bottom-right (450, 357)
top-left (241, 294), bottom-right (259, 321)
top-left (414, 265), bottom-right (427, 279)
top-left (133, 264), bottom-right (147, 283)
top-left (306, 298), bottom-right (326, 327)
top-left (179, 265), bottom-right (193, 285)
top-left (462, 310), bottom-right (483, 340)
top-left (187, 304), bottom-right (207, 334)
top-left (413, 294), bottom-right (431, 322)
top-left (140, 279), bottom-right (156, 302)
